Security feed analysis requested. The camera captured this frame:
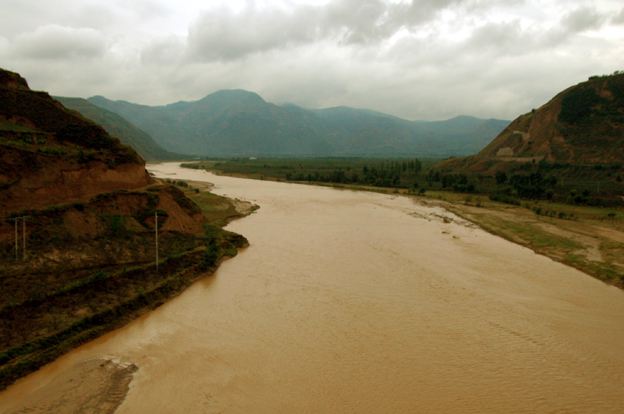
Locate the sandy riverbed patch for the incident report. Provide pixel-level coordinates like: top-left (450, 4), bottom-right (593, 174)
top-left (5, 357), bottom-right (136, 414)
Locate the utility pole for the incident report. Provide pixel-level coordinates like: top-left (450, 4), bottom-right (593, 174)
top-left (13, 218), bottom-right (18, 261)
top-left (10, 216), bottom-right (28, 261)
top-left (22, 217), bottom-right (26, 260)
top-left (155, 211), bottom-right (159, 273)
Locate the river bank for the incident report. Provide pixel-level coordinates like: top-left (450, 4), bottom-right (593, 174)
top-left (422, 191), bottom-right (624, 288)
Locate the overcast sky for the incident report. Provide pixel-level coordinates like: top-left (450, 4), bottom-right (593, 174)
top-left (1, 0), bottom-right (623, 120)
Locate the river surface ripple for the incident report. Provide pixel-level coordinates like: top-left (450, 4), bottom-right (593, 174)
top-left (1, 162), bottom-right (623, 413)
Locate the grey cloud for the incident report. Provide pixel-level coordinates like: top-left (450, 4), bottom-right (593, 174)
top-left (561, 6), bottom-right (607, 33)
top-left (456, 6), bottom-right (609, 62)
top-left (0, 36), bottom-right (8, 53)
top-left (185, 0), bottom-right (470, 61)
top-left (0, 1), bottom-right (115, 39)
top-left (112, 0), bottom-right (173, 18)
top-left (185, 0), bottom-right (512, 62)
top-left (187, 5), bottom-right (318, 61)
top-left (141, 35), bottom-right (185, 65)
top-left (13, 25), bottom-right (106, 59)
top-left (386, 0), bottom-right (513, 29)
top-left (388, 0), bottom-right (461, 26)
top-left (613, 8), bottom-right (624, 24)
top-left (321, 0), bottom-right (484, 44)
top-left (467, 20), bottom-right (528, 53)
top-left (526, 6), bottom-right (612, 50)
top-left (322, 0), bottom-right (392, 44)
top-left (185, 1), bottom-right (389, 61)
top-left (388, 19), bottom-right (531, 68)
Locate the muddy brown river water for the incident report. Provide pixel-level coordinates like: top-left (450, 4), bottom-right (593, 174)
top-left (1, 162), bottom-right (624, 413)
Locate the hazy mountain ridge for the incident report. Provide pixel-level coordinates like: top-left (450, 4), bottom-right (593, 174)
top-left (54, 96), bottom-right (180, 161)
top-left (89, 91), bottom-right (509, 157)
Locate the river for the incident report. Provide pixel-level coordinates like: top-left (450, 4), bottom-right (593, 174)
top-left (1, 162), bottom-right (623, 413)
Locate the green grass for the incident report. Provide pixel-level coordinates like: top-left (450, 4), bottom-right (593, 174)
top-left (0, 119), bottom-right (38, 133)
top-left (497, 220), bottom-right (583, 250)
top-left (564, 254), bottom-right (623, 284)
top-left (599, 241), bottom-right (624, 264)
top-left (161, 178), bottom-right (254, 227)
top-left (187, 191), bottom-right (240, 226)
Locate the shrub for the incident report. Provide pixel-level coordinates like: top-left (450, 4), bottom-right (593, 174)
top-left (560, 85), bottom-right (602, 123)
top-left (103, 215), bottom-right (127, 237)
top-left (200, 238), bottom-right (219, 270)
top-left (489, 192), bottom-right (521, 206)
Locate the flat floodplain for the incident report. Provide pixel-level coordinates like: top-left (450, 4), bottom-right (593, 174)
top-left (1, 162), bottom-right (623, 414)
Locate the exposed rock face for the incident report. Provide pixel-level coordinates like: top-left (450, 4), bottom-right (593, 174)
top-left (441, 73), bottom-right (624, 173)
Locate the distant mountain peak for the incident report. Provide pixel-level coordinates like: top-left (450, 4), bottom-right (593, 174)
top-left (448, 115), bottom-right (478, 121)
top-left (199, 89), bottom-right (266, 104)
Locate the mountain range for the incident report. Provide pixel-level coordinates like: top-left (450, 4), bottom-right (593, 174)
top-left (86, 91), bottom-right (509, 158)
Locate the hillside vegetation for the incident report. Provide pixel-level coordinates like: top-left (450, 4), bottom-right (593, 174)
top-left (55, 96), bottom-right (181, 161)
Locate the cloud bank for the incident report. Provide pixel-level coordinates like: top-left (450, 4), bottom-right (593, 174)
top-left (1, 0), bottom-right (623, 120)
